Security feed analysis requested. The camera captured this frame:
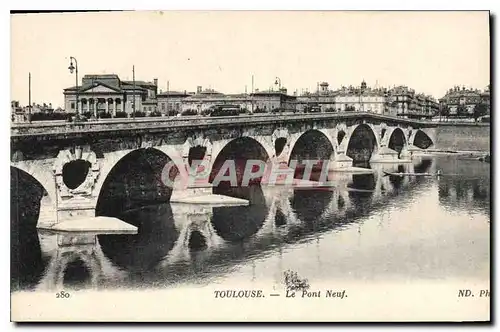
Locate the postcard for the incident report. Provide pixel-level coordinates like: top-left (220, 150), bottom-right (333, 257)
top-left (10, 10), bottom-right (490, 322)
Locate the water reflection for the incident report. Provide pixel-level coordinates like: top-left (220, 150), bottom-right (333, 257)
top-left (289, 190), bottom-right (333, 226)
top-left (98, 204), bottom-right (179, 273)
top-left (435, 156), bottom-right (490, 216)
top-left (11, 155), bottom-right (490, 292)
top-left (211, 185), bottom-right (268, 242)
top-left (63, 258), bottom-right (92, 290)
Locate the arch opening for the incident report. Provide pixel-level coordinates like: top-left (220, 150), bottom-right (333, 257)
top-left (388, 128), bottom-right (407, 157)
top-left (209, 137), bottom-right (270, 187)
top-left (381, 128), bottom-right (387, 140)
top-left (413, 130), bottom-right (433, 149)
top-left (10, 166), bottom-right (49, 291)
top-left (96, 148), bottom-right (179, 217)
top-left (337, 130), bottom-right (346, 146)
top-left (62, 159), bottom-right (91, 189)
top-left (188, 145), bottom-right (207, 168)
top-left (274, 137), bottom-right (287, 157)
top-left (288, 130), bottom-right (334, 180)
top-left (346, 124), bottom-right (378, 165)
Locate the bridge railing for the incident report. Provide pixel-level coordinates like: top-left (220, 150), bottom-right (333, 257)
top-left (9, 112), bottom-right (451, 137)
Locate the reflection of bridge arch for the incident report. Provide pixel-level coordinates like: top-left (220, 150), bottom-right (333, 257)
top-left (98, 204), bottom-right (180, 271)
top-left (162, 204), bottom-right (225, 265)
top-left (36, 240), bottom-right (102, 291)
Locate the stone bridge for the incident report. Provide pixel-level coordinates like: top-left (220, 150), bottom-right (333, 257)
top-left (10, 113), bottom-right (437, 229)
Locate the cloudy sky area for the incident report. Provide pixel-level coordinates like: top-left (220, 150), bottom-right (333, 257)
top-left (11, 11), bottom-right (490, 108)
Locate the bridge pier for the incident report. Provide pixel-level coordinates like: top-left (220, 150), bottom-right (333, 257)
top-left (329, 153), bottom-right (354, 169)
top-left (370, 146), bottom-right (412, 163)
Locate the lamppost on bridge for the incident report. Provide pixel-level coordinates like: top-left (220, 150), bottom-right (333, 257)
top-left (68, 56), bottom-right (82, 122)
top-left (275, 77), bottom-right (283, 114)
top-left (274, 77), bottom-right (281, 91)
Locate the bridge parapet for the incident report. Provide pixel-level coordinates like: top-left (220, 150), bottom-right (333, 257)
top-left (11, 113), bottom-right (436, 137)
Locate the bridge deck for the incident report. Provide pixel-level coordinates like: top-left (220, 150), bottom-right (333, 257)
top-left (11, 112), bottom-right (440, 139)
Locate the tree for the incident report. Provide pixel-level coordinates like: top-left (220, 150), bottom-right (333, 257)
top-left (456, 104), bottom-right (468, 118)
top-left (473, 102), bottom-right (488, 122)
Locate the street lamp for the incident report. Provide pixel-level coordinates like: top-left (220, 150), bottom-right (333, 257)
top-left (68, 56), bottom-right (81, 122)
top-left (275, 77), bottom-right (281, 91)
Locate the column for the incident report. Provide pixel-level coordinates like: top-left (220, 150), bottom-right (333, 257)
top-left (106, 99), bottom-right (109, 115)
top-left (92, 100), bottom-right (97, 118)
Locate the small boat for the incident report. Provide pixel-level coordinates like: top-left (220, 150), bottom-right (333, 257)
top-left (383, 171), bottom-right (439, 177)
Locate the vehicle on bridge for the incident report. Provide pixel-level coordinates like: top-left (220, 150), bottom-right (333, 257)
top-left (303, 104), bottom-right (321, 113)
top-left (202, 104), bottom-right (246, 117)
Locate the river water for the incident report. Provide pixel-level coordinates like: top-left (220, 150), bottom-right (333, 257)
top-left (11, 155), bottom-right (490, 293)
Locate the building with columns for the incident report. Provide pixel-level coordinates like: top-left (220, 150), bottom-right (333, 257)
top-left (63, 74), bottom-right (158, 118)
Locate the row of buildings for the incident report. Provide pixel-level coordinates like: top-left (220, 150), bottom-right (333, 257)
top-left (60, 75), bottom-right (445, 119)
top-left (438, 85), bottom-right (491, 117)
top-left (12, 74), bottom-right (491, 122)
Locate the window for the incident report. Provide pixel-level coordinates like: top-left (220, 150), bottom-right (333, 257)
top-left (71, 102), bottom-right (75, 109)
top-left (162, 103), bottom-right (165, 110)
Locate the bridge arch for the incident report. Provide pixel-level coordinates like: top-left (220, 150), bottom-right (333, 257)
top-left (412, 129), bottom-right (434, 149)
top-left (287, 129), bottom-right (335, 177)
top-left (346, 124), bottom-right (379, 164)
top-left (11, 163), bottom-right (56, 204)
top-left (209, 136), bottom-right (271, 187)
top-left (11, 166), bottom-right (51, 289)
top-left (387, 127), bottom-right (407, 157)
top-left (95, 147), bottom-right (188, 216)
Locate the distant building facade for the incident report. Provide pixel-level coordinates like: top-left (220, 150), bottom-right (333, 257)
top-left (387, 86), bottom-right (438, 119)
top-left (59, 74), bottom-right (449, 120)
top-left (63, 74), bottom-right (158, 117)
top-left (296, 82), bottom-right (336, 112)
top-left (156, 90), bottom-right (191, 115)
top-left (335, 81), bottom-right (387, 114)
top-left (251, 89), bottom-right (296, 113)
top-left (438, 85), bottom-right (490, 117)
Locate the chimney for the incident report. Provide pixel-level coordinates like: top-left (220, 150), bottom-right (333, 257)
top-left (197, 86), bottom-right (202, 94)
top-left (154, 78), bottom-right (158, 86)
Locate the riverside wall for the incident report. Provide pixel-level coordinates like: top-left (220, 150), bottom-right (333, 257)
top-left (433, 123), bottom-right (490, 152)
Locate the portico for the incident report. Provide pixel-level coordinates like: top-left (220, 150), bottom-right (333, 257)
top-left (63, 74), bottom-right (158, 118)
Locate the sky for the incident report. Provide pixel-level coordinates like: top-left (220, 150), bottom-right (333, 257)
top-left (10, 10), bottom-right (490, 108)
